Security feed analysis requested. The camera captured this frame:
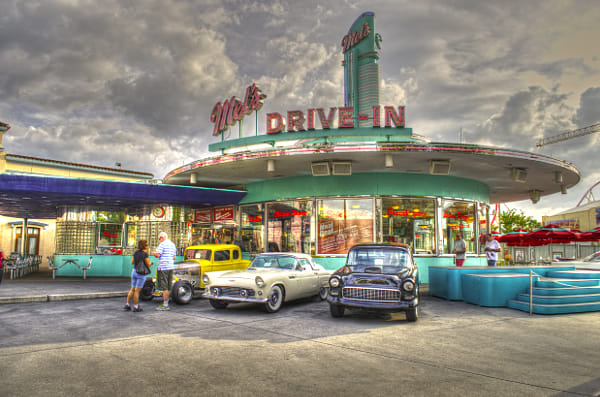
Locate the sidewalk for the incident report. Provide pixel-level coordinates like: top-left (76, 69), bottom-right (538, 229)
top-left (0, 269), bottom-right (131, 304)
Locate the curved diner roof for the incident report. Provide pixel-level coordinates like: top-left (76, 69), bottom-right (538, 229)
top-left (164, 132), bottom-right (580, 204)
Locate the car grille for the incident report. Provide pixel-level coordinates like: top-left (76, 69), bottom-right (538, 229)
top-left (342, 287), bottom-right (400, 301)
top-left (215, 286), bottom-right (255, 297)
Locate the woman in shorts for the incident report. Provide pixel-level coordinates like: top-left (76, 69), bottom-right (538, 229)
top-left (124, 239), bottom-right (152, 312)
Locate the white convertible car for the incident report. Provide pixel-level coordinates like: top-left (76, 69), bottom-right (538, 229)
top-left (202, 252), bottom-right (331, 313)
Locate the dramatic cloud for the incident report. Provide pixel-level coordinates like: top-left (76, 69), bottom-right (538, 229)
top-left (0, 0), bottom-right (598, 219)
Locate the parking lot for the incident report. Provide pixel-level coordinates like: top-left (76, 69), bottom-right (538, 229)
top-left (1, 294), bottom-right (600, 396)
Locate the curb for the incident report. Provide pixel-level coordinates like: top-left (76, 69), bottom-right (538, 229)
top-left (0, 292), bottom-right (128, 304)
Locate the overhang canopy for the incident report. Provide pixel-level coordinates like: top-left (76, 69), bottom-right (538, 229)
top-left (0, 174), bottom-right (247, 219)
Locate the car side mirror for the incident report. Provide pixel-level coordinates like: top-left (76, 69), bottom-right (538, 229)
top-left (295, 264), bottom-right (303, 271)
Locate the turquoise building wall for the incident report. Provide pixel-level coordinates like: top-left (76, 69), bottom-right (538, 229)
top-left (54, 255), bottom-right (183, 277)
top-left (240, 173), bottom-right (489, 204)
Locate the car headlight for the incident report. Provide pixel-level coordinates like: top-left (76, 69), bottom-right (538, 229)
top-left (255, 276), bottom-right (265, 288)
top-left (202, 274), bottom-right (209, 284)
top-left (330, 277), bottom-right (340, 288)
top-left (402, 280), bottom-right (415, 292)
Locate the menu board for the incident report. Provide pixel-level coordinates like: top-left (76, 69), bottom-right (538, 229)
top-left (318, 218), bottom-right (373, 254)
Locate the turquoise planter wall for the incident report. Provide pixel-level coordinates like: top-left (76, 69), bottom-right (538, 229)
top-left (53, 253), bottom-right (485, 284)
top-left (54, 255), bottom-right (182, 277)
top-left (240, 173), bottom-right (489, 204)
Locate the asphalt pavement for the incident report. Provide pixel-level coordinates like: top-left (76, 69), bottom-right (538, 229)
top-left (1, 269), bottom-right (600, 396)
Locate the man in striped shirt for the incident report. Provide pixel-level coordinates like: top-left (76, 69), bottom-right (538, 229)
top-left (153, 231), bottom-right (177, 311)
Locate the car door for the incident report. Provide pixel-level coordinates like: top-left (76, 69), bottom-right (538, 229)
top-left (276, 256), bottom-right (304, 300)
top-left (294, 258), bottom-right (321, 297)
top-left (212, 248), bottom-right (232, 272)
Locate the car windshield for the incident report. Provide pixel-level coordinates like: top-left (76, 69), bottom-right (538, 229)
top-left (185, 249), bottom-right (212, 260)
top-left (346, 247), bottom-right (411, 273)
top-left (250, 255), bottom-right (298, 270)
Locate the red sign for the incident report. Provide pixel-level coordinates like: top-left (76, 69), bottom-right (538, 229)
top-left (341, 22), bottom-right (371, 53)
top-left (210, 83), bottom-right (267, 136)
top-left (273, 210), bottom-right (307, 218)
top-left (194, 209), bottom-right (211, 223)
top-left (267, 106), bottom-right (404, 133)
top-left (386, 208), bottom-right (427, 217)
top-left (214, 206), bottom-right (234, 222)
top-left (248, 215), bottom-right (262, 223)
top-left (443, 211), bottom-right (470, 221)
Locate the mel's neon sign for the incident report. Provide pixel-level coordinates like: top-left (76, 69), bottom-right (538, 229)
top-left (211, 83), bottom-right (267, 136)
top-left (341, 22), bottom-right (371, 53)
top-left (210, 83), bottom-right (406, 137)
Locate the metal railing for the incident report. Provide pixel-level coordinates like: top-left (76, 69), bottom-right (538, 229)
top-left (528, 270), bottom-right (596, 315)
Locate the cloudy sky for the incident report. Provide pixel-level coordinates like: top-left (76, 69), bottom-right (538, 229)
top-left (1, 0), bottom-right (599, 221)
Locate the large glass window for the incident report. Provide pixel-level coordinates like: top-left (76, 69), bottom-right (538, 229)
top-left (241, 204), bottom-right (264, 253)
top-left (98, 223), bottom-right (123, 254)
top-left (442, 200), bottom-right (475, 254)
top-left (317, 198), bottom-right (373, 255)
top-left (267, 200), bottom-right (312, 253)
top-left (382, 198), bottom-right (435, 254)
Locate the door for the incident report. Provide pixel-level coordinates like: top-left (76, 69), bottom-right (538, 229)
top-left (294, 258), bottom-right (321, 298)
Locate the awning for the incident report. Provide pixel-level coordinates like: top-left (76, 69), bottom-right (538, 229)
top-left (0, 173), bottom-right (247, 219)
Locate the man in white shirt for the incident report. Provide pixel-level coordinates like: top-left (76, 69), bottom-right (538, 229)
top-left (153, 231), bottom-right (177, 310)
top-left (484, 233), bottom-right (501, 266)
top-left (452, 233), bottom-right (466, 267)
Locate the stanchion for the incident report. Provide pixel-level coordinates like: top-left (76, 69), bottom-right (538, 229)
top-left (529, 270), bottom-right (533, 316)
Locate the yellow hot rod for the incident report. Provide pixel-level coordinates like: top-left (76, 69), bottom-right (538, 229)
top-left (140, 244), bottom-right (251, 305)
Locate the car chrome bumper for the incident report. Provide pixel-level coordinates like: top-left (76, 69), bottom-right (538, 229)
top-left (327, 296), bottom-right (418, 310)
top-left (202, 293), bottom-right (268, 304)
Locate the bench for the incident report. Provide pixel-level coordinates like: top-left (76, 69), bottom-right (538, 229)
top-left (47, 256), bottom-right (93, 280)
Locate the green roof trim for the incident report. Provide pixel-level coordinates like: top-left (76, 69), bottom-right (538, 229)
top-left (208, 127), bottom-right (417, 152)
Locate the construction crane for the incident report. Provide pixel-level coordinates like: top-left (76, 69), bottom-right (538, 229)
top-left (536, 123), bottom-right (600, 147)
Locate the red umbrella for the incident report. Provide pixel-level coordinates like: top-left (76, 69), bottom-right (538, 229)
top-left (527, 226), bottom-right (577, 245)
top-left (580, 227), bottom-right (600, 241)
top-left (498, 228), bottom-right (529, 244)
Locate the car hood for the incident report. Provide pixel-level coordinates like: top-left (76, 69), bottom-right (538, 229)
top-left (342, 273), bottom-right (402, 287)
top-left (211, 267), bottom-right (291, 280)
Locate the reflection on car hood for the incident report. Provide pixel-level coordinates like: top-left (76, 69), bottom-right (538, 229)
top-left (343, 273), bottom-right (401, 287)
top-left (173, 261), bottom-right (201, 271)
top-left (214, 267), bottom-right (290, 280)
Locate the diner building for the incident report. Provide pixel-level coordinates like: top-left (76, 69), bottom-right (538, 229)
top-left (161, 12), bottom-right (580, 280)
top-left (0, 12), bottom-right (582, 282)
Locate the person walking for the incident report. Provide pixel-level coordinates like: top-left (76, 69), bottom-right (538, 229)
top-left (124, 239), bottom-right (152, 312)
top-left (452, 233), bottom-right (466, 267)
top-left (153, 231), bottom-right (176, 311)
top-left (484, 233), bottom-right (501, 266)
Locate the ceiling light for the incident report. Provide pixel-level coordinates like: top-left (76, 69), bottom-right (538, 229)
top-left (529, 189), bottom-right (541, 204)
